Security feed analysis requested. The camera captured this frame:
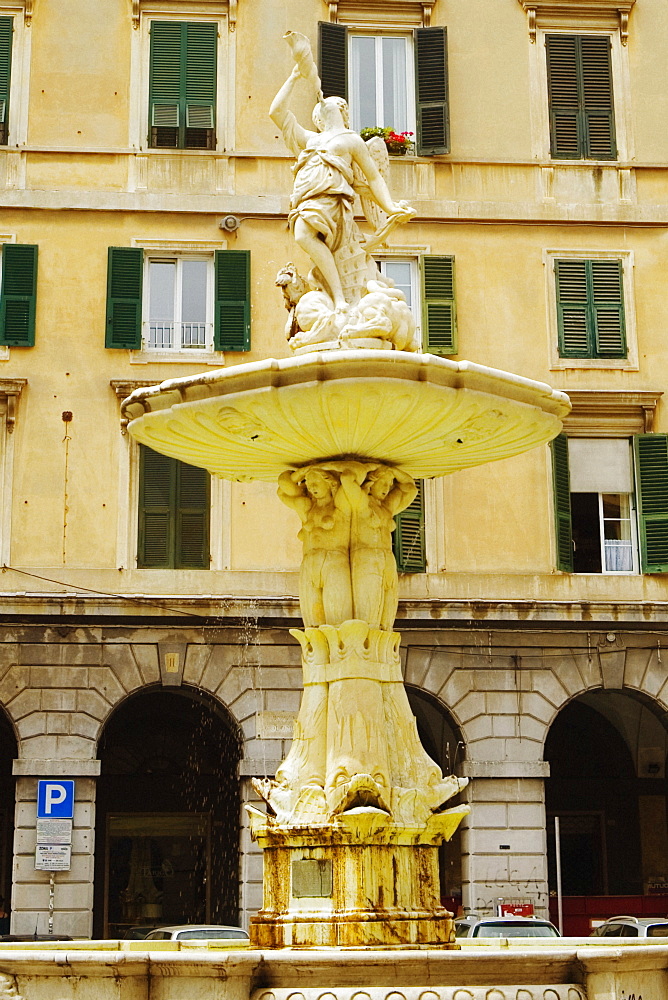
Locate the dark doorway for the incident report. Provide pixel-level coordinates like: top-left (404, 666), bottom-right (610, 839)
top-left (407, 686), bottom-right (466, 910)
top-left (94, 687), bottom-right (242, 938)
top-left (545, 695), bottom-right (651, 897)
top-left (0, 709), bottom-right (16, 922)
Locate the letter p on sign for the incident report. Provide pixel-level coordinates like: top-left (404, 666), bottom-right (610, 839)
top-left (37, 780), bottom-right (75, 818)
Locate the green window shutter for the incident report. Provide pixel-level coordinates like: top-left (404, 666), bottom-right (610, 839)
top-left (184, 22), bottom-right (217, 149)
top-left (106, 247), bottom-right (143, 349)
top-left (139, 446), bottom-right (210, 568)
top-left (149, 21), bottom-right (216, 149)
top-left (590, 259), bottom-right (625, 357)
top-left (393, 481), bottom-right (426, 573)
top-left (149, 21), bottom-right (183, 147)
top-left (414, 27), bottom-right (449, 155)
top-left (0, 244), bottom-right (38, 347)
top-left (556, 258), bottom-right (589, 357)
top-left (580, 35), bottom-right (616, 159)
top-left (422, 255), bottom-right (456, 355)
top-left (0, 17), bottom-right (13, 145)
top-left (138, 445), bottom-right (176, 568)
top-left (546, 34), bottom-right (616, 160)
top-left (634, 434), bottom-right (668, 574)
top-left (214, 250), bottom-right (250, 351)
top-left (550, 433), bottom-right (573, 572)
top-left (318, 21), bottom-right (347, 100)
top-left (555, 258), bottom-right (625, 359)
top-left (546, 34), bottom-right (582, 158)
top-left (176, 461), bottom-right (210, 568)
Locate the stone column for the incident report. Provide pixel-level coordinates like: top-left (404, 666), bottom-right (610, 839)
top-left (238, 777), bottom-right (266, 930)
top-left (459, 761), bottom-right (550, 918)
top-left (11, 761), bottom-right (100, 938)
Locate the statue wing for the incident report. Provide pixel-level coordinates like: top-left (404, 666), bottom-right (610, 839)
top-left (353, 136), bottom-right (389, 234)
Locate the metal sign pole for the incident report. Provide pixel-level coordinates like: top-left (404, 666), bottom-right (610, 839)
top-left (554, 816), bottom-right (563, 935)
top-left (48, 873), bottom-right (55, 935)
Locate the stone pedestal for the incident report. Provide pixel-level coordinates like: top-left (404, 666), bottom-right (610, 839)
top-left (250, 823), bottom-right (457, 948)
top-left (248, 621), bottom-right (468, 949)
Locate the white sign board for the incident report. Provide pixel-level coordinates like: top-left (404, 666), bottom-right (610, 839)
top-left (36, 818), bottom-right (73, 845)
top-left (35, 844), bottom-right (71, 871)
top-left (256, 711), bottom-right (296, 739)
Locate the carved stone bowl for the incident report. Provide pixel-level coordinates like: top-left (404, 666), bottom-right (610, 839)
top-left (122, 351), bottom-right (570, 482)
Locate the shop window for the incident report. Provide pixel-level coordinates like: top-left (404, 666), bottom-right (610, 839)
top-left (148, 21), bottom-right (217, 150)
top-left (138, 445), bottom-right (210, 569)
top-left (551, 434), bottom-right (668, 574)
top-left (318, 22), bottom-right (449, 155)
top-left (105, 247), bottom-right (250, 354)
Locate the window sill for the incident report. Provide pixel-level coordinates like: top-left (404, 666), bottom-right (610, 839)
top-left (550, 358), bottom-right (638, 372)
top-left (130, 349), bottom-right (224, 366)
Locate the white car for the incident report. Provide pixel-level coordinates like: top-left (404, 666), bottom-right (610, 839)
top-left (454, 915), bottom-right (560, 938)
top-left (590, 916), bottom-right (668, 938)
top-left (143, 924), bottom-right (249, 942)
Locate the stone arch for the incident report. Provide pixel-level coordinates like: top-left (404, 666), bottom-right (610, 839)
top-left (93, 683), bottom-right (243, 938)
top-left (544, 684), bottom-right (668, 916)
top-left (403, 646), bottom-right (468, 739)
top-left (0, 703), bottom-right (17, 911)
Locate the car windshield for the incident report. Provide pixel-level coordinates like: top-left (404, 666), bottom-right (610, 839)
top-left (176, 929), bottom-right (248, 940)
top-left (475, 921), bottom-right (559, 938)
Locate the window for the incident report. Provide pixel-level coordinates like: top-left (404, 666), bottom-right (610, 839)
top-left (148, 20), bottom-right (217, 149)
top-left (138, 445), bottom-right (209, 569)
top-left (0, 17), bottom-right (12, 146)
top-left (555, 258), bottom-right (625, 359)
top-left (550, 433), bottom-right (668, 574)
top-left (318, 22), bottom-right (449, 155)
top-left (393, 480), bottom-right (425, 572)
top-left (147, 257), bottom-right (211, 351)
top-left (375, 255), bottom-right (457, 354)
top-left (105, 247), bottom-right (250, 354)
top-left (0, 244), bottom-right (38, 347)
top-left (544, 250), bottom-right (636, 370)
top-left (546, 34), bottom-right (616, 159)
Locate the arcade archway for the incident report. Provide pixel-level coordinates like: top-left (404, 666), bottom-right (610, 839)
top-left (0, 708), bottom-right (16, 920)
top-left (406, 686), bottom-right (466, 910)
top-left (94, 687), bottom-right (242, 938)
top-left (545, 689), bottom-right (668, 931)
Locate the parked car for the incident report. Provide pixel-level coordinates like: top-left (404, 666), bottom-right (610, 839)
top-left (143, 924), bottom-right (249, 942)
top-left (590, 915), bottom-right (668, 938)
top-left (122, 926), bottom-right (161, 939)
top-left (455, 915), bottom-right (561, 938)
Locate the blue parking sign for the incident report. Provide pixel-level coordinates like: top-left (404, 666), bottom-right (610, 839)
top-left (37, 780), bottom-right (75, 819)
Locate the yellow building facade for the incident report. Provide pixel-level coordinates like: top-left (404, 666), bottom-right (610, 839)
top-left (0, 0), bottom-right (666, 938)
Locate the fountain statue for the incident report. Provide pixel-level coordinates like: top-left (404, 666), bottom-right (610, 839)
top-left (122, 31), bottom-right (570, 949)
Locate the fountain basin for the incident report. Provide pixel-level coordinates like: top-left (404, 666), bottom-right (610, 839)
top-left (122, 351), bottom-right (570, 482)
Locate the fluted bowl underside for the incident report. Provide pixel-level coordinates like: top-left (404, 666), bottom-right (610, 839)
top-left (123, 351), bottom-right (570, 482)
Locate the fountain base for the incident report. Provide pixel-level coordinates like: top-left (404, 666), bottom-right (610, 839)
top-left (249, 825), bottom-right (457, 949)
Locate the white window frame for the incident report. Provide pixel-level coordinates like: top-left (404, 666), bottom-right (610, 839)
top-left (0, 6), bottom-right (30, 150)
top-left (568, 438), bottom-right (639, 576)
top-left (143, 254), bottom-right (214, 354)
top-left (130, 238), bottom-right (227, 365)
top-left (348, 30), bottom-right (416, 137)
top-left (130, 9), bottom-right (231, 153)
top-left (543, 248), bottom-right (638, 371)
top-left (373, 245), bottom-right (429, 349)
top-left (528, 27), bottom-right (633, 163)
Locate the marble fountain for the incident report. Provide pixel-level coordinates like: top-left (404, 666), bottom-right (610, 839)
top-left (1, 29), bottom-right (663, 1000)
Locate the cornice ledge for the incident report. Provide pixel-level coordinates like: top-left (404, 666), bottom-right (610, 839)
top-left (111, 378), bottom-right (160, 433)
top-left (133, 0), bottom-right (234, 31)
top-left (0, 377), bottom-right (27, 432)
top-left (517, 0), bottom-right (636, 43)
top-left (329, 0), bottom-right (436, 27)
top-left (562, 389), bottom-right (663, 436)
